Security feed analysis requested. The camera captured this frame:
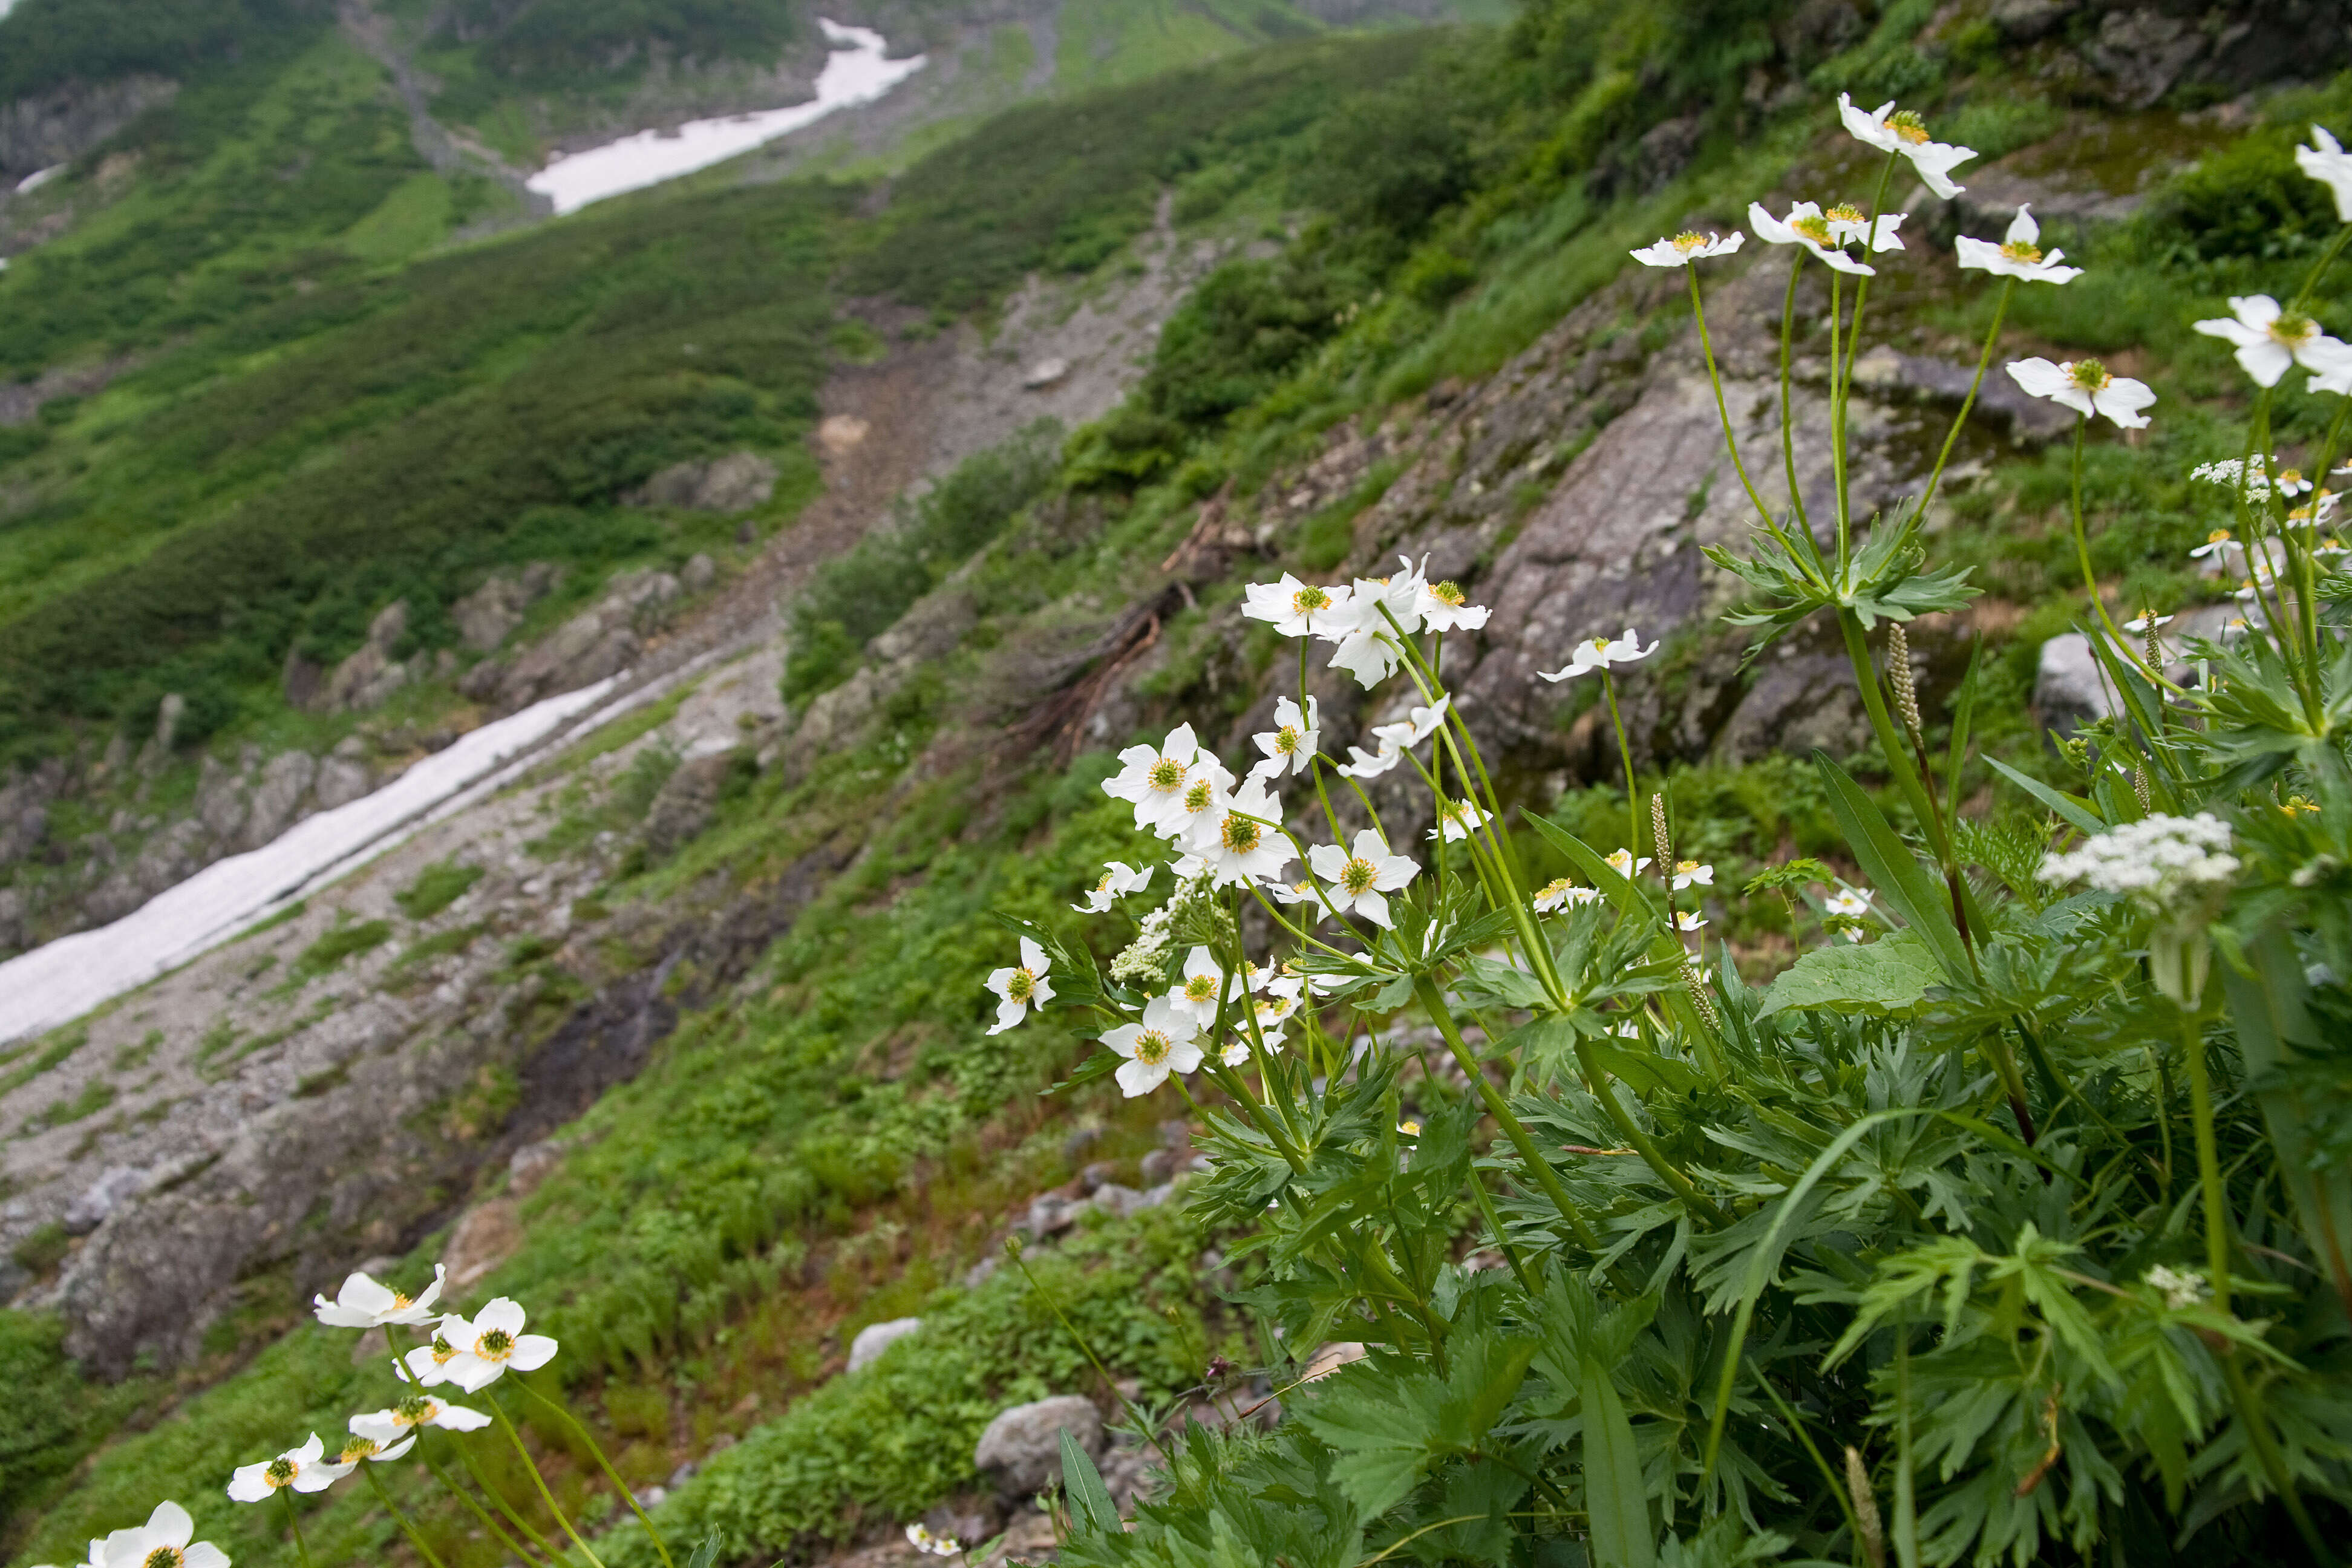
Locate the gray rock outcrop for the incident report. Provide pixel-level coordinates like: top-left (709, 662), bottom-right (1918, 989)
top-left (0, 76), bottom-right (178, 181)
top-left (452, 563), bottom-right (563, 652)
top-left (632, 452), bottom-right (779, 512)
top-left (847, 1316), bottom-right (922, 1372)
top-left (468, 567), bottom-right (681, 711)
top-left (975, 1395), bottom-right (1103, 1497)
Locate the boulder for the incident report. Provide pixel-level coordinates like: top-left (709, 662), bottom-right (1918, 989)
top-left (243, 751), bottom-right (319, 850)
top-left (974, 1395), bottom-right (1103, 1497)
top-left (643, 751), bottom-right (734, 858)
top-left (633, 452), bottom-right (779, 513)
top-left (1022, 358), bottom-right (1070, 390)
top-left (443, 1198), bottom-right (523, 1292)
top-left (451, 563), bottom-right (562, 653)
top-left (508, 1139), bottom-right (566, 1198)
top-left (2033, 633), bottom-right (2115, 737)
top-left (847, 1315), bottom-right (923, 1372)
top-left (681, 552), bottom-right (717, 593)
top-left (318, 601), bottom-right (414, 713)
top-left (64, 1166), bottom-right (150, 1235)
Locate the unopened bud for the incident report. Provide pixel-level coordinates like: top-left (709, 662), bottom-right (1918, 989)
top-left (2134, 766), bottom-right (2151, 812)
top-left (1684, 961), bottom-right (1720, 1031)
top-left (1888, 624), bottom-right (1922, 745)
top-left (1650, 793), bottom-right (1673, 870)
top-left (1846, 1447), bottom-right (1885, 1568)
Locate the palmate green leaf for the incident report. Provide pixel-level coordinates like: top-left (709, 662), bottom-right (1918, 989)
top-left (1454, 953), bottom-right (1550, 1010)
top-left (1758, 929), bottom-right (1941, 1020)
top-left (1292, 1332), bottom-right (1538, 1523)
top-left (1581, 1351), bottom-right (1655, 1568)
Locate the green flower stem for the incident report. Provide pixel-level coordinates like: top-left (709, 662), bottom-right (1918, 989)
top-left (280, 1489), bottom-right (316, 1568)
top-left (364, 1462), bottom-right (451, 1568)
top-left (1836, 146), bottom-right (1902, 422)
top-left (420, 1445), bottom-right (557, 1568)
top-left (1465, 1163), bottom-right (1537, 1293)
top-left (1685, 266), bottom-right (1779, 534)
top-left (1775, 259), bottom-right (1814, 539)
top-left (2180, 1008), bottom-right (2233, 1322)
top-left (2287, 222), bottom-right (2352, 313)
top-left (2219, 1358), bottom-right (2336, 1567)
top-left (1570, 1033), bottom-right (1730, 1227)
top-left (516, 1381), bottom-right (676, 1568)
top-left (446, 1426), bottom-right (566, 1561)
top-left (1005, 1240), bottom-right (1174, 1463)
top-left (1410, 975), bottom-right (1612, 1259)
top-left (1603, 671), bottom-right (1641, 862)
top-left (1834, 610), bottom-right (1953, 868)
top-left (1828, 268), bottom-right (1850, 569)
top-left (1918, 276), bottom-right (2013, 520)
top-left (1830, 148), bottom-right (1901, 554)
top-left (1201, 1057), bottom-right (1308, 1173)
top-left (488, 1390), bottom-right (606, 1568)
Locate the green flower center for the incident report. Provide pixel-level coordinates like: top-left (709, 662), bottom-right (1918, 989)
top-left (341, 1437), bottom-right (381, 1463)
top-left (1825, 202), bottom-right (1863, 223)
top-left (1538, 877), bottom-right (1569, 900)
top-left (146, 1550), bottom-right (185, 1568)
top-left (1183, 780), bottom-right (1214, 813)
top-left (1183, 975), bottom-right (1218, 1002)
top-left (2272, 312), bottom-right (2317, 346)
top-left (1005, 968), bottom-right (1035, 1002)
top-left (2068, 359), bottom-right (2111, 391)
top-left (394, 1396), bottom-right (434, 1423)
top-left (1430, 581), bottom-right (1466, 607)
top-left (1221, 816), bottom-right (1261, 853)
top-left (1999, 240), bottom-right (2043, 263)
top-left (1274, 724), bottom-right (1300, 755)
top-left (1134, 1030), bottom-right (1171, 1066)
top-left (429, 1334), bottom-right (456, 1364)
top-left (266, 1457), bottom-right (298, 1486)
top-left (477, 1328), bottom-right (514, 1359)
top-left (1670, 230), bottom-right (1706, 252)
top-left (1147, 757), bottom-right (1186, 791)
top-left (1791, 214), bottom-right (1834, 246)
top-left (1291, 584), bottom-right (1331, 614)
top-left (1889, 109), bottom-right (1929, 144)
top-left (1341, 857), bottom-right (1378, 895)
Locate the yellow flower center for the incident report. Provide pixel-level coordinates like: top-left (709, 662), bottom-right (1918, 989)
top-left (395, 1396), bottom-right (434, 1424)
top-left (1221, 815), bottom-right (1262, 853)
top-left (2287, 796), bottom-right (2318, 815)
top-left (1146, 757), bottom-right (1186, 792)
top-left (2207, 528), bottom-right (2232, 544)
top-left (476, 1328), bottom-right (514, 1361)
top-left (1791, 214), bottom-right (1834, 246)
top-left (1588, 636), bottom-right (1611, 653)
top-left (2279, 469), bottom-right (2304, 488)
top-left (1999, 240), bottom-right (2043, 264)
top-left (1825, 202), bottom-right (1863, 223)
top-left (1274, 724), bottom-right (1300, 755)
top-left (1183, 974), bottom-right (1218, 1002)
top-left (1182, 780), bottom-right (1214, 814)
top-left (1005, 967), bottom-right (1036, 1003)
top-left (1670, 230), bottom-right (1707, 252)
top-left (1291, 584), bottom-right (1331, 615)
top-left (2067, 359), bottom-right (2111, 391)
top-left (1341, 857), bottom-right (1378, 895)
top-left (341, 1437), bottom-right (381, 1463)
top-left (1430, 580), bottom-right (1466, 607)
top-left (146, 1551), bottom-right (186, 1568)
top-left (1538, 877), bottom-right (1569, 900)
top-left (1096, 871), bottom-right (1116, 892)
top-left (266, 1457), bottom-right (299, 1488)
top-left (1889, 109), bottom-right (1930, 145)
top-left (2270, 312), bottom-right (2317, 347)
top-left (1133, 1030), bottom-right (1171, 1066)
top-left (390, 1289), bottom-right (413, 1308)
top-left (429, 1334), bottom-right (456, 1364)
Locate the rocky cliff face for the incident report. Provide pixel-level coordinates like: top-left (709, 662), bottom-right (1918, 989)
top-left (0, 74), bottom-right (176, 182)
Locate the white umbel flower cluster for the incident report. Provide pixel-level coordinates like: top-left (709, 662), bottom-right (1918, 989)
top-left (2036, 813), bottom-right (2238, 906)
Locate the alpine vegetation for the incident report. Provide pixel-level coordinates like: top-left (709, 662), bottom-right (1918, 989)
top-left (976, 100), bottom-right (2352, 1566)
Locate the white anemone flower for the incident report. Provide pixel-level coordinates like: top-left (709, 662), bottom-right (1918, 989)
top-left (1675, 910), bottom-right (1707, 932)
top-left (1071, 860), bottom-right (1153, 913)
top-left (1270, 876), bottom-right (1333, 924)
top-left (1253, 696), bottom-right (1322, 777)
top-left (1821, 202), bottom-right (1904, 252)
top-left (984, 937), bottom-right (1055, 1034)
top-left (2296, 125), bottom-right (2352, 221)
top-left (2193, 295), bottom-right (2352, 388)
top-left (905, 1523), bottom-right (965, 1558)
top-left (1954, 206), bottom-right (2082, 284)
top-left (1538, 628), bottom-right (1658, 682)
top-left (229, 1434), bottom-right (341, 1502)
top-left (1308, 829), bottom-right (1420, 927)
top-left (1604, 849), bottom-right (1652, 879)
top-left (352, 1393), bottom-right (491, 1443)
top-left (2004, 357), bottom-right (2155, 429)
top-left (313, 1263), bottom-right (447, 1328)
top-left (1670, 860), bottom-right (1714, 890)
top-left (1243, 573), bottom-right (1352, 638)
top-left (1102, 723), bottom-right (1211, 835)
top-left (399, 1321), bottom-right (467, 1387)
top-left (1334, 742), bottom-right (1403, 779)
top-left (1837, 94), bottom-right (1976, 198)
top-left (1631, 230), bottom-right (1745, 267)
top-left (441, 1299), bottom-right (560, 1393)
top-left (1532, 877), bottom-right (1599, 912)
top-left (1328, 625), bottom-right (1403, 688)
top-left (1370, 695), bottom-right (1451, 756)
top-left (1748, 201), bottom-right (1877, 276)
top-left (328, 1431), bottom-right (417, 1469)
top-left (1188, 777), bottom-right (1295, 887)
top-left (1161, 755), bottom-right (1238, 848)
top-left (1170, 946), bottom-right (1246, 1027)
top-left (96, 1503), bottom-right (228, 1568)
top-left (1102, 995), bottom-right (1206, 1096)
top-left (1429, 797), bottom-right (1494, 843)
top-left (1419, 578), bottom-right (1491, 632)
top-left (2189, 528), bottom-right (2241, 562)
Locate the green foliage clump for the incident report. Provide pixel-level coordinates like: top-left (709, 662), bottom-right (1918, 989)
top-left (0, 0), bottom-right (315, 101)
top-left (290, 917), bottom-right (393, 980)
top-left (0, 1312), bottom-right (132, 1523)
top-left (444, 0), bottom-right (802, 90)
top-left (394, 860), bottom-right (486, 921)
top-left (2141, 126), bottom-right (2345, 263)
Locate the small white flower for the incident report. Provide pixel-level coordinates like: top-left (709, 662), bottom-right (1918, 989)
top-left (2145, 1263), bottom-right (2210, 1312)
top-left (1418, 578), bottom-right (1491, 632)
top-left (1532, 877), bottom-right (1598, 912)
top-left (1187, 777), bottom-right (1295, 887)
top-left (1675, 910), bottom-right (1707, 932)
top-left (2192, 295), bottom-right (2352, 389)
top-left (1370, 694), bottom-right (1451, 756)
top-left (905, 1523), bottom-right (965, 1558)
top-left (1253, 696), bottom-right (1322, 777)
top-left (1954, 205), bottom-right (2082, 285)
top-left (1308, 829), bottom-right (1420, 927)
top-left (1604, 849), bottom-right (1651, 879)
top-left (352, 1394), bottom-right (490, 1445)
top-left (2037, 812), bottom-right (2238, 906)
top-left (2123, 610), bottom-right (2173, 634)
top-left (438, 1299), bottom-right (560, 1393)
top-left (1327, 625), bottom-right (1403, 688)
top-left (2276, 468), bottom-right (2314, 498)
top-left (1102, 995), bottom-right (1206, 1097)
top-left (1169, 946), bottom-right (1245, 1026)
top-left (1825, 886), bottom-right (1872, 918)
top-left (230, 1434), bottom-right (339, 1502)
top-left (1071, 860), bottom-right (1153, 913)
top-left (1429, 797), bottom-right (1494, 843)
top-left (1102, 724), bottom-right (1212, 836)
top-left (1630, 230), bottom-right (1745, 267)
top-left (1270, 877), bottom-right (1333, 924)
top-left (1334, 742), bottom-right (1403, 780)
top-left (2295, 125), bottom-right (2352, 221)
top-left (1670, 860), bottom-right (1714, 890)
top-left (327, 1429), bottom-right (417, 1469)
top-left (2005, 357), bottom-right (2155, 429)
top-left (1748, 200), bottom-right (1877, 275)
top-left (984, 937), bottom-right (1056, 1034)
top-left (2189, 528), bottom-right (2241, 562)
top-left (95, 1503), bottom-right (228, 1568)
top-left (1537, 627), bottom-right (1658, 682)
top-left (1822, 202), bottom-right (1904, 252)
top-left (1243, 574), bottom-right (1353, 638)
top-left (1837, 94), bottom-right (1976, 198)
top-left (313, 1264), bottom-right (446, 1328)
top-left (1324, 563), bottom-right (1428, 644)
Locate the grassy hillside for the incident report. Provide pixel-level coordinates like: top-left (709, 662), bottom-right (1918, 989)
top-left (8, 0), bottom-right (2352, 1562)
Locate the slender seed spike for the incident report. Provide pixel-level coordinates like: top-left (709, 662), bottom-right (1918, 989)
top-left (1847, 1447), bottom-right (1886, 1568)
top-left (1684, 962), bottom-right (1721, 1031)
top-left (2134, 766), bottom-right (2151, 812)
top-left (1650, 793), bottom-right (1672, 869)
top-left (2142, 612), bottom-right (2163, 674)
top-left (1888, 624), bottom-right (1922, 745)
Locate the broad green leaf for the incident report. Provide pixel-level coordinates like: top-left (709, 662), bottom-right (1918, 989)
top-left (1584, 1037), bottom-right (1704, 1096)
top-left (2224, 930), bottom-right (2352, 1316)
top-left (1580, 1353), bottom-right (1655, 1568)
top-left (1061, 1429), bottom-right (1120, 1534)
top-left (1811, 754), bottom-right (1970, 982)
top-left (1759, 930), bottom-right (1941, 1020)
top-left (1293, 1333), bottom-right (1537, 1524)
top-left (687, 1534), bottom-right (722, 1568)
top-left (1984, 757), bottom-right (2106, 837)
